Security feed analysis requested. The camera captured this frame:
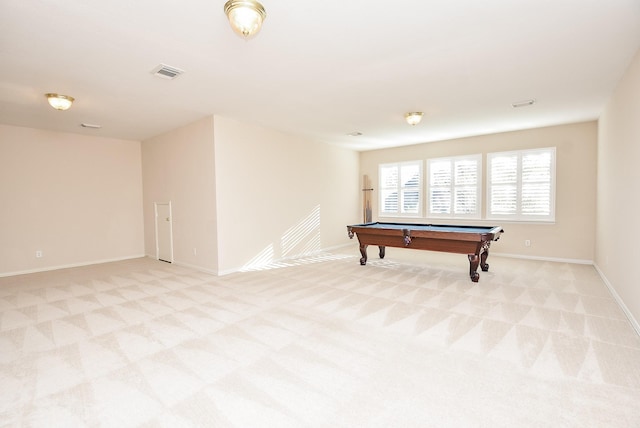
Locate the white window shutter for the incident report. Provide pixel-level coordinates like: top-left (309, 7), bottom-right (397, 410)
top-left (488, 148), bottom-right (555, 221)
top-left (427, 155), bottom-right (481, 219)
top-left (379, 161), bottom-right (422, 217)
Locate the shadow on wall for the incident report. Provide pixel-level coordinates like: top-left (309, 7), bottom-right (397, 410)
top-left (241, 205), bottom-right (329, 271)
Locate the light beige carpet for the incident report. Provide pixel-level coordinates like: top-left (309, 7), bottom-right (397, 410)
top-left (1, 247), bottom-right (639, 427)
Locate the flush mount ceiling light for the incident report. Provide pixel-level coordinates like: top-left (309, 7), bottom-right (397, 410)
top-left (224, 0), bottom-right (267, 39)
top-left (405, 112), bottom-right (424, 126)
top-left (45, 93), bottom-right (74, 111)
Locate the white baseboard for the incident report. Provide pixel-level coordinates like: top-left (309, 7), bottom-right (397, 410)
top-left (475, 252), bottom-right (640, 337)
top-left (143, 253), bottom-right (220, 276)
top-left (0, 254), bottom-right (147, 278)
top-left (322, 242), bottom-right (354, 252)
top-left (218, 245), bottom-right (356, 277)
top-left (171, 260), bottom-right (219, 276)
top-left (593, 263), bottom-right (640, 338)
top-left (494, 252), bottom-right (593, 265)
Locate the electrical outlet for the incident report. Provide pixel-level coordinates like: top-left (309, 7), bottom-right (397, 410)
top-left (524, 240), bottom-right (531, 247)
top-left (35, 250), bottom-right (43, 258)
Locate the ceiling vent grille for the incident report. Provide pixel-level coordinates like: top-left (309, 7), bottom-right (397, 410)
top-left (151, 64), bottom-right (185, 80)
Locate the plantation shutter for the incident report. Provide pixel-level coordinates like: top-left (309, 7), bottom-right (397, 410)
top-left (379, 161), bottom-right (422, 217)
top-left (428, 155), bottom-right (481, 218)
top-left (454, 159), bottom-right (479, 215)
top-left (522, 151), bottom-right (552, 216)
top-left (488, 148), bottom-right (555, 221)
top-left (489, 154), bottom-right (518, 216)
top-left (429, 160), bottom-right (451, 215)
top-left (380, 164), bottom-right (398, 214)
top-left (400, 163), bottom-right (421, 214)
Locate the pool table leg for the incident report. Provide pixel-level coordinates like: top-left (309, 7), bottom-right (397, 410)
top-left (467, 254), bottom-right (480, 282)
top-left (359, 244), bottom-right (368, 265)
top-left (468, 242), bottom-right (492, 282)
top-left (358, 245), bottom-right (385, 265)
top-left (480, 247), bottom-right (490, 272)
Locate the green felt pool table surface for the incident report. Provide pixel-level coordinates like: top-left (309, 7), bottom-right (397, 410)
top-left (348, 222), bottom-right (500, 234)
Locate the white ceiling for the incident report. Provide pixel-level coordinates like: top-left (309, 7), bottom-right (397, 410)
top-left (1, 1), bottom-right (640, 151)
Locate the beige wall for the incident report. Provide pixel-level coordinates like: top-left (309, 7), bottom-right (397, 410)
top-left (141, 116), bottom-right (218, 273)
top-left (213, 116), bottom-right (360, 274)
top-left (0, 124), bottom-right (144, 275)
top-left (360, 122), bottom-right (598, 262)
top-left (597, 48), bottom-right (640, 330)
top-left (140, 115), bottom-right (360, 275)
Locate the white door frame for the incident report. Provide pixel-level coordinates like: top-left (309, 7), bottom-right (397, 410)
top-left (154, 202), bottom-right (174, 263)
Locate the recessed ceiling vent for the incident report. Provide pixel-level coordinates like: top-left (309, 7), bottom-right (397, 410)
top-left (151, 64), bottom-right (185, 80)
top-left (511, 99), bottom-right (536, 108)
top-left (81, 123), bottom-right (101, 129)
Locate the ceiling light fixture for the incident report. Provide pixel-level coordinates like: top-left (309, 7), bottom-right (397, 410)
top-left (45, 93), bottom-right (74, 111)
top-left (405, 112), bottom-right (424, 126)
top-left (224, 0), bottom-right (267, 40)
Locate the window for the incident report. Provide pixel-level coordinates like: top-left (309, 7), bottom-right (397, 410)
top-left (427, 154), bottom-right (481, 219)
top-left (379, 161), bottom-right (422, 217)
top-left (487, 147), bottom-right (556, 221)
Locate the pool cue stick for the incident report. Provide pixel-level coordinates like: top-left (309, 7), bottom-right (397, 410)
top-left (363, 175), bottom-right (368, 222)
top-left (362, 174), bottom-right (373, 223)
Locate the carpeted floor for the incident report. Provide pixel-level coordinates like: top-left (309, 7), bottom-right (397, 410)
top-left (1, 247), bottom-right (639, 427)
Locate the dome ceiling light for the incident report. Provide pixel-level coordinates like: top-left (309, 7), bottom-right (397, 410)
top-left (45, 93), bottom-right (74, 111)
top-left (405, 112), bottom-right (424, 126)
top-left (224, 0), bottom-right (267, 40)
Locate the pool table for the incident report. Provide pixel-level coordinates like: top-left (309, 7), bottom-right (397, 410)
top-left (346, 222), bottom-right (504, 282)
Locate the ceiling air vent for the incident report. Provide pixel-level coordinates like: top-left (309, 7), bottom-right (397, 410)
top-left (151, 64), bottom-right (185, 80)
